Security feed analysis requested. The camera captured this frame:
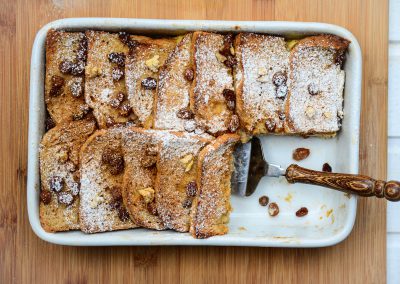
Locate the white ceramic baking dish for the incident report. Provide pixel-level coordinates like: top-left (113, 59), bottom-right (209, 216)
top-left (28, 18), bottom-right (361, 247)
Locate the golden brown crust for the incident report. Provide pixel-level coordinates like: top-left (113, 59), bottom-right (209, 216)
top-left (39, 118), bottom-right (97, 232)
top-left (45, 29), bottom-right (88, 124)
top-left (190, 134), bottom-right (240, 238)
top-left (79, 127), bottom-right (137, 233)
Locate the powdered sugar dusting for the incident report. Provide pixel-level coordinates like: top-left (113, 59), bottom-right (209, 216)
top-left (288, 45), bottom-right (345, 133)
top-left (154, 34), bottom-right (192, 131)
top-left (235, 33), bottom-right (289, 133)
top-left (79, 127), bottom-right (136, 233)
top-left (193, 32), bottom-right (234, 134)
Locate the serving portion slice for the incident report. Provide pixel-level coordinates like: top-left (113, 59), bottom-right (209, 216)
top-left (121, 128), bottom-right (165, 230)
top-left (79, 127), bottom-right (136, 233)
top-left (190, 134), bottom-right (240, 238)
top-left (126, 36), bottom-right (177, 128)
top-left (191, 32), bottom-right (237, 136)
top-left (45, 29), bottom-right (89, 124)
top-left (154, 33), bottom-right (195, 132)
top-left (285, 35), bottom-right (350, 136)
top-left (234, 33), bottom-right (290, 135)
top-left (84, 31), bottom-right (142, 128)
top-left (39, 119), bottom-right (97, 232)
top-left (155, 131), bottom-right (212, 232)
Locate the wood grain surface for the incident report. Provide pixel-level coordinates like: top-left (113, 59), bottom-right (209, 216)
top-left (0, 0), bottom-right (388, 283)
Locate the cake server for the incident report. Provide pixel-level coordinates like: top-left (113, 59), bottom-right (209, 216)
top-left (232, 137), bottom-right (400, 201)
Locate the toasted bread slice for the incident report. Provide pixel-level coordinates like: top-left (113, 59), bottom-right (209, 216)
top-left (79, 127), bottom-right (137, 233)
top-left (153, 33), bottom-right (195, 132)
top-left (39, 119), bottom-right (97, 232)
top-left (191, 32), bottom-right (236, 135)
top-left (285, 35), bottom-right (350, 136)
top-left (45, 29), bottom-right (89, 124)
top-left (121, 128), bottom-right (165, 230)
top-left (125, 36), bottom-right (177, 128)
top-left (155, 131), bottom-right (212, 232)
top-left (190, 134), bottom-right (240, 239)
top-left (234, 33), bottom-right (290, 135)
top-left (85, 31), bottom-right (144, 128)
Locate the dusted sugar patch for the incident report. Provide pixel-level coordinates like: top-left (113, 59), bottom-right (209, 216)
top-left (84, 31), bottom-right (143, 128)
top-left (285, 35), bottom-right (350, 136)
top-left (79, 127), bottom-right (137, 233)
top-left (154, 34), bottom-right (195, 132)
top-left (155, 131), bottom-right (212, 232)
top-left (45, 30), bottom-right (89, 124)
top-left (190, 134), bottom-right (240, 238)
top-left (191, 32), bottom-right (235, 135)
top-left (39, 119), bottom-right (97, 232)
top-left (125, 36), bottom-right (177, 128)
top-left (234, 33), bottom-right (290, 134)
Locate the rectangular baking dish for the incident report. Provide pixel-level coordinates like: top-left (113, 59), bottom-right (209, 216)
top-left (28, 18), bottom-right (361, 247)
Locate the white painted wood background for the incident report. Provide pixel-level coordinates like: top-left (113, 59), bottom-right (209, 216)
top-left (388, 0), bottom-right (399, 283)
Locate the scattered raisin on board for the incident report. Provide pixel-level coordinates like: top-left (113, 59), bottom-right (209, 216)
top-left (322, 163), bottom-right (332, 172)
top-left (292, 148), bottom-right (310, 161)
top-left (268, 202), bottom-right (279, 217)
top-left (259, 196), bottom-right (269, 206)
top-left (295, 207), bottom-right (308, 217)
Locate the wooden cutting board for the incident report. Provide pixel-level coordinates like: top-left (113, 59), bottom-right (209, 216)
top-left (0, 0), bottom-right (388, 283)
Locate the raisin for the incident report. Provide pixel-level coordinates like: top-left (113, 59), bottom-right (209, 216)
top-left (176, 108), bottom-right (194, 120)
top-left (105, 116), bottom-right (116, 127)
top-left (219, 34), bottom-right (234, 56)
top-left (110, 93), bottom-right (124, 108)
top-left (141, 77), bottom-right (157, 90)
top-left (70, 80), bottom-right (83, 97)
top-left (118, 32), bottom-right (139, 49)
top-left (182, 199), bottom-right (192, 209)
top-left (40, 190), bottom-right (52, 204)
top-left (224, 55), bottom-right (237, 68)
top-left (228, 115), bottom-right (240, 132)
top-left (102, 148), bottom-right (124, 175)
top-left (59, 60), bottom-right (74, 74)
top-left (222, 89), bottom-right (236, 101)
top-left (58, 192), bottom-right (74, 205)
top-left (295, 207), bottom-right (308, 217)
top-left (322, 163), bottom-right (332, 172)
top-left (72, 104), bottom-right (90, 120)
top-left (107, 186), bottom-right (122, 208)
top-left (118, 207), bottom-right (130, 221)
top-left (119, 102), bottom-right (132, 117)
top-left (147, 202), bottom-right (158, 215)
top-left (184, 68), bottom-right (194, 81)
top-left (226, 100), bottom-right (235, 111)
top-left (77, 36), bottom-right (88, 62)
top-left (292, 148), bottom-right (310, 161)
top-left (258, 195), bottom-right (269, 206)
top-left (186, 181), bottom-right (197, 197)
top-left (112, 67), bottom-right (124, 81)
top-left (278, 110), bottom-right (286, 121)
top-left (268, 202), bottom-right (279, 216)
top-left (335, 50), bottom-right (346, 67)
top-left (49, 86), bottom-right (63, 97)
top-left (71, 61), bottom-right (85, 76)
top-left (272, 71), bottom-right (287, 87)
top-left (45, 116), bottom-right (55, 131)
top-left (307, 83), bottom-right (319, 96)
top-left (108, 52), bottom-right (125, 67)
top-left (265, 118), bottom-right (276, 132)
top-left (49, 176), bottom-right (64, 192)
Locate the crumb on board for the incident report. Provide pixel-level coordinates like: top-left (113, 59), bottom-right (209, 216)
top-left (238, 226), bottom-right (247, 231)
top-left (284, 193), bottom-right (293, 203)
